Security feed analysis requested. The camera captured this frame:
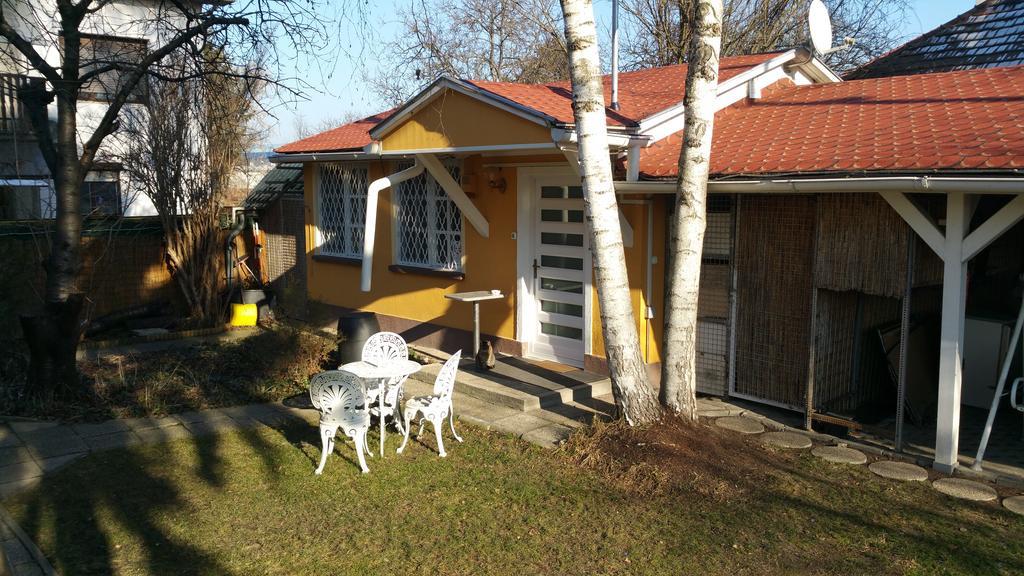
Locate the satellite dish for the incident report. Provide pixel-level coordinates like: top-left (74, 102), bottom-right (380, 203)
top-left (808, 0), bottom-right (833, 55)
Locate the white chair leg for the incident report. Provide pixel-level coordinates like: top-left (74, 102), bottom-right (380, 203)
top-left (433, 416), bottom-right (447, 457)
top-left (315, 425), bottom-right (335, 475)
top-left (363, 432), bottom-right (374, 458)
top-left (397, 408), bottom-right (415, 454)
top-left (379, 413), bottom-right (386, 459)
top-left (354, 430), bottom-right (370, 474)
top-left (417, 419), bottom-right (426, 438)
top-left (449, 411), bottom-right (463, 443)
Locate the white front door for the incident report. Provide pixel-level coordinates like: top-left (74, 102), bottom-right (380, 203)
top-left (529, 181), bottom-right (588, 366)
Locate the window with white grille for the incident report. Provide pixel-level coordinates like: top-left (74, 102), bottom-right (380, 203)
top-left (316, 163), bottom-right (368, 259)
top-left (394, 160), bottom-right (463, 271)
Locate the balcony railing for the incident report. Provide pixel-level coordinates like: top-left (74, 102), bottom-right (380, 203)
top-left (0, 73), bottom-right (44, 136)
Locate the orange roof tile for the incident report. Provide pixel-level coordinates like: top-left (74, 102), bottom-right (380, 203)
top-left (274, 53), bottom-right (781, 153)
top-left (638, 65), bottom-right (1024, 178)
top-left (274, 109), bottom-right (396, 154)
top-left (468, 52), bottom-right (782, 126)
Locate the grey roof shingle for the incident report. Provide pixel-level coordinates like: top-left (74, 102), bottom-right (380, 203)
top-left (846, 0), bottom-right (1024, 79)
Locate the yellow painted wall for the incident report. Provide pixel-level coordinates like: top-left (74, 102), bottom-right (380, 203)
top-left (305, 155), bottom-right (521, 342)
top-left (304, 155), bottom-right (664, 366)
top-left (380, 90), bottom-right (552, 151)
top-left (589, 198), bottom-right (664, 364)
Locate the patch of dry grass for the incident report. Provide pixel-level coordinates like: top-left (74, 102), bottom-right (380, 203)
top-left (2, 327), bottom-right (334, 421)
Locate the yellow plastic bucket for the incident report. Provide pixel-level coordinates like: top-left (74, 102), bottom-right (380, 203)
top-left (229, 303), bottom-right (258, 327)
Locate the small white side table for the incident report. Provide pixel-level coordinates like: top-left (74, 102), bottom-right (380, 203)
top-left (445, 290), bottom-right (505, 357)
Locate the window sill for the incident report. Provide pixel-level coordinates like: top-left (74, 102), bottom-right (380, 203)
top-left (313, 254), bottom-right (362, 266)
top-left (388, 264), bottom-right (464, 280)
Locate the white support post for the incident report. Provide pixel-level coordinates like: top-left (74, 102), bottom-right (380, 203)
top-left (417, 153), bottom-right (490, 238)
top-left (934, 191), bottom-right (969, 473)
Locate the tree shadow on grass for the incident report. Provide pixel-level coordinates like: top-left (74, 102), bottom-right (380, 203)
top-left (5, 417), bottom-right (304, 575)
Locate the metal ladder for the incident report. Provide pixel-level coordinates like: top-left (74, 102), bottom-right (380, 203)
top-left (972, 297), bottom-right (1024, 471)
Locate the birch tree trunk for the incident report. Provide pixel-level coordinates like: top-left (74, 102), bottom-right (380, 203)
top-left (659, 0), bottom-right (722, 419)
top-left (559, 0), bottom-right (661, 425)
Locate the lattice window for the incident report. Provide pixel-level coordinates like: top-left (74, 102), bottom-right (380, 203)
top-left (394, 160), bottom-right (463, 271)
top-left (316, 163), bottom-right (368, 259)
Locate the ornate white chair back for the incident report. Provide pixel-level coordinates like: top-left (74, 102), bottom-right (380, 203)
top-left (309, 370), bottom-right (368, 426)
top-left (361, 331), bottom-right (409, 366)
top-left (433, 350), bottom-right (462, 402)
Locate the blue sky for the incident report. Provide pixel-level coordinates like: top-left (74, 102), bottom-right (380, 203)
top-left (264, 0), bottom-right (973, 148)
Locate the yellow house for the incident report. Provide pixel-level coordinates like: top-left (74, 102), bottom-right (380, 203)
top-left (272, 51), bottom-right (837, 376)
top-left (271, 50), bottom-right (1024, 474)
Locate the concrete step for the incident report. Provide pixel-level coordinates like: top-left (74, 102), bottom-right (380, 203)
top-left (408, 360), bottom-right (612, 412)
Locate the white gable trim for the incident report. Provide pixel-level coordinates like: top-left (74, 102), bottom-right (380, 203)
top-left (638, 50), bottom-right (840, 144)
top-left (368, 77), bottom-right (555, 140)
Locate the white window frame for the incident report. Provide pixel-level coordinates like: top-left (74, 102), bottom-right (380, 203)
top-left (315, 162), bottom-right (368, 259)
top-left (392, 160), bottom-right (465, 271)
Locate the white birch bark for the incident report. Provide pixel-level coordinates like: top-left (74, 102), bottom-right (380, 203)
top-left (659, 0), bottom-right (723, 419)
top-left (559, 0), bottom-right (661, 425)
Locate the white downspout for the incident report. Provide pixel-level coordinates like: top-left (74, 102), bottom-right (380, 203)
top-left (361, 161), bottom-right (425, 292)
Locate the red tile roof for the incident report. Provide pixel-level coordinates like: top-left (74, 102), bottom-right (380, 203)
top-left (638, 65), bottom-right (1024, 178)
top-left (273, 53), bottom-right (781, 152)
top-left (468, 52), bottom-right (783, 126)
top-left (274, 110), bottom-right (396, 154)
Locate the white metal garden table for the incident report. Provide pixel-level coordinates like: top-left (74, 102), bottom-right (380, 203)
top-left (339, 359), bottom-right (422, 457)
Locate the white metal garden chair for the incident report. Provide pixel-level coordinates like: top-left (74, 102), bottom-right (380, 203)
top-left (309, 370), bottom-right (372, 474)
top-left (361, 332), bottom-right (411, 454)
top-left (398, 350), bottom-right (463, 457)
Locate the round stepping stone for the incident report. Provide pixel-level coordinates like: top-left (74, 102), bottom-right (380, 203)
top-left (868, 460), bottom-right (928, 482)
top-left (761, 431), bottom-right (812, 449)
top-left (812, 445), bottom-right (867, 465)
top-left (932, 478), bottom-right (998, 502)
top-left (698, 408), bottom-right (734, 418)
top-left (715, 416), bottom-right (765, 435)
top-left (1003, 496), bottom-right (1024, 515)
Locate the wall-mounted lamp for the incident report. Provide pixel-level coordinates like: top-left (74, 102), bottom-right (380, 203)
top-left (485, 167), bottom-right (507, 193)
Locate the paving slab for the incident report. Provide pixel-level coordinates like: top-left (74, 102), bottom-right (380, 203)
top-left (0, 460), bottom-right (42, 483)
top-left (761, 431), bottom-right (812, 449)
top-left (932, 478), bottom-right (998, 502)
top-left (869, 460), bottom-right (928, 481)
top-left (37, 453), bottom-right (86, 474)
top-left (2, 539), bottom-right (31, 568)
top-left (0, 448), bottom-right (32, 468)
top-left (812, 445), bottom-right (867, 465)
top-left (12, 562), bottom-right (44, 576)
top-left (70, 420), bottom-right (130, 438)
top-left (133, 425), bottom-right (192, 444)
top-left (522, 423), bottom-right (574, 447)
top-left (1003, 495), bottom-right (1024, 515)
top-left (83, 431), bottom-right (140, 451)
top-left (6, 422), bottom-right (57, 435)
top-left (453, 395), bottom-right (521, 424)
top-left (490, 412), bottom-right (555, 436)
top-left (123, 416), bottom-right (181, 431)
top-left (174, 410), bottom-right (234, 425)
top-left (714, 416), bottom-right (765, 435)
top-left (0, 478), bottom-right (40, 499)
top-left (183, 418), bottom-right (239, 437)
top-left (0, 426), bottom-right (23, 449)
top-left (18, 428), bottom-right (87, 460)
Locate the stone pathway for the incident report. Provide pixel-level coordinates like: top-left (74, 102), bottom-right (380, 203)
top-left (697, 396), bottom-right (1023, 516)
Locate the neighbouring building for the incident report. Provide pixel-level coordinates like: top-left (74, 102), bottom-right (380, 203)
top-left (0, 0), bottom-right (175, 219)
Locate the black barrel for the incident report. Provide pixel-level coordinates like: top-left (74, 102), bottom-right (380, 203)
top-left (336, 312), bottom-right (380, 364)
top-left (240, 289), bottom-right (275, 321)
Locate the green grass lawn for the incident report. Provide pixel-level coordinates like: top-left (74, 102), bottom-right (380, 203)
top-left (4, 419), bottom-right (1023, 576)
